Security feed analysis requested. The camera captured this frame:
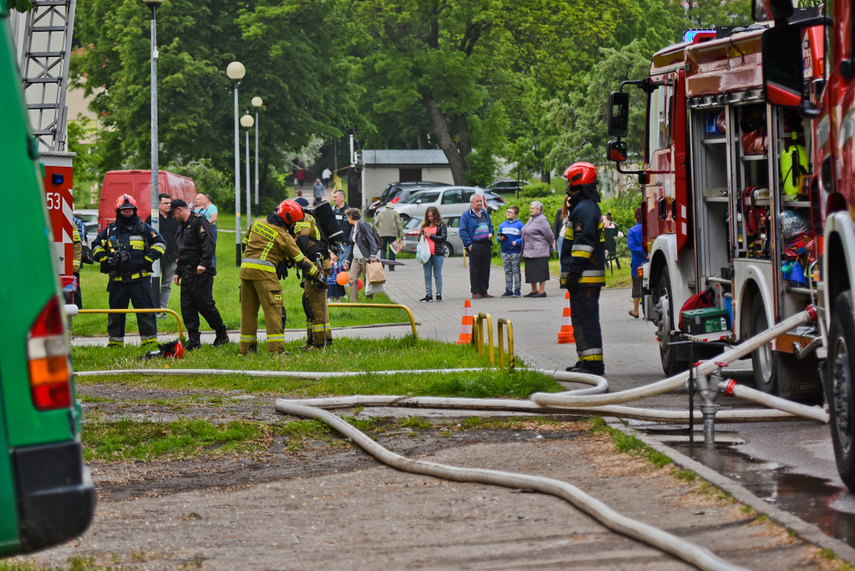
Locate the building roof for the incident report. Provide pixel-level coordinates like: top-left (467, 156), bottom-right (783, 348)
top-left (362, 149), bottom-right (449, 167)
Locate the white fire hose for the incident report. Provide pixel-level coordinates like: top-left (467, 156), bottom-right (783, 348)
top-left (276, 401), bottom-right (746, 571)
top-left (77, 307), bottom-right (825, 569)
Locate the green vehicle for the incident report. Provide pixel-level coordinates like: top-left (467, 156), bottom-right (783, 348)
top-left (0, 4), bottom-right (94, 557)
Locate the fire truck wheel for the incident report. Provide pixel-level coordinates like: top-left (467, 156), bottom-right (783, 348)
top-left (748, 294), bottom-right (778, 395)
top-left (828, 291), bottom-right (855, 491)
top-left (655, 268), bottom-right (688, 376)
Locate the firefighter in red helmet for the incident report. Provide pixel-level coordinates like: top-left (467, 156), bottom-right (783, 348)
top-left (238, 199), bottom-right (327, 354)
top-left (559, 162), bottom-right (606, 375)
top-left (92, 193), bottom-right (166, 347)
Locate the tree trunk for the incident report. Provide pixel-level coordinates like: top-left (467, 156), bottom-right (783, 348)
top-left (423, 95), bottom-right (468, 185)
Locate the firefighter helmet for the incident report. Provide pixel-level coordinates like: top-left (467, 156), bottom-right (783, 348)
top-left (115, 194), bottom-right (138, 211)
top-left (277, 199), bottom-right (304, 224)
top-left (563, 162), bottom-right (598, 186)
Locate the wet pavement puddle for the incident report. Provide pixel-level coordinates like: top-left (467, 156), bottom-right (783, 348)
top-left (645, 428), bottom-right (855, 544)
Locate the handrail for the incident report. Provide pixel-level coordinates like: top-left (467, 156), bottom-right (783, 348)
top-left (329, 303), bottom-right (418, 340)
top-left (77, 308), bottom-right (183, 338)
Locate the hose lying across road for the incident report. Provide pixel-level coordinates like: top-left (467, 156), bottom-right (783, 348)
top-left (78, 307), bottom-right (824, 570)
top-left (276, 401), bottom-right (747, 571)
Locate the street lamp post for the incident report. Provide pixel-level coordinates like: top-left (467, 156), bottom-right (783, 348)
top-left (144, 0), bottom-right (165, 305)
top-left (226, 61), bottom-right (245, 265)
top-left (241, 112), bottom-right (254, 231)
top-left (251, 97), bottom-right (263, 218)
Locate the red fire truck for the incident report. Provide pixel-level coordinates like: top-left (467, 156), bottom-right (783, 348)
top-left (752, 0), bottom-right (855, 489)
top-left (606, 17), bottom-right (825, 402)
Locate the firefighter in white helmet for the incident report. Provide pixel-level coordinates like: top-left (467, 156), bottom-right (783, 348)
top-left (92, 194), bottom-right (166, 347)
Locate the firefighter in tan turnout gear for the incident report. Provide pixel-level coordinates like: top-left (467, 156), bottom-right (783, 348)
top-left (289, 205), bottom-right (333, 350)
top-left (239, 200), bottom-right (327, 354)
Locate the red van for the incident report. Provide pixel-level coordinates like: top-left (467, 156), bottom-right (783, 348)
top-left (98, 170), bottom-right (197, 231)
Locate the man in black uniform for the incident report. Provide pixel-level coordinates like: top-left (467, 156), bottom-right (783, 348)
top-left (92, 194), bottom-right (166, 347)
top-left (559, 162), bottom-right (606, 375)
top-left (169, 199), bottom-right (230, 350)
top-left (146, 193), bottom-right (179, 316)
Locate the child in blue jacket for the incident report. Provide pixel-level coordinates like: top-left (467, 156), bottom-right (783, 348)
top-left (497, 205), bottom-right (524, 297)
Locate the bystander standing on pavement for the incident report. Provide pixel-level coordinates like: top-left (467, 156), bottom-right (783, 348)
top-left (554, 194), bottom-right (572, 252)
top-left (521, 201), bottom-right (555, 298)
top-left (193, 193), bottom-right (219, 267)
top-left (419, 206), bottom-right (447, 302)
top-left (322, 167), bottom-right (332, 189)
top-left (332, 190), bottom-right (351, 261)
top-left (147, 193), bottom-right (179, 317)
top-left (497, 205), bottom-right (523, 297)
top-left (560, 162), bottom-right (606, 375)
top-left (312, 178), bottom-right (325, 205)
top-left (169, 200), bottom-right (230, 350)
top-left (343, 208), bottom-right (378, 302)
top-left (627, 206), bottom-right (647, 319)
top-left (294, 189), bottom-right (309, 207)
top-left (459, 193), bottom-right (494, 299)
top-left (375, 203), bottom-right (404, 271)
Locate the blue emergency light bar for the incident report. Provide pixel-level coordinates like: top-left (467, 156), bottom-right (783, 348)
top-left (683, 29), bottom-right (717, 43)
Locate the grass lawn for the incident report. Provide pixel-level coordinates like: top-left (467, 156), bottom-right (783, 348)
top-left (72, 214), bottom-right (398, 337)
top-left (72, 336), bottom-right (566, 399)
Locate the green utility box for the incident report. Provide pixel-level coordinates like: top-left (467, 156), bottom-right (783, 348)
top-left (681, 307), bottom-right (730, 334)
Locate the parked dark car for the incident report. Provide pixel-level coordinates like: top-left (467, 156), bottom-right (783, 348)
top-left (490, 179), bottom-right (526, 195)
top-left (367, 181), bottom-right (447, 217)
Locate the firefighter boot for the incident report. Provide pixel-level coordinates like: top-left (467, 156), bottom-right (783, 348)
top-left (185, 330), bottom-right (202, 352)
top-left (213, 326), bottom-right (231, 347)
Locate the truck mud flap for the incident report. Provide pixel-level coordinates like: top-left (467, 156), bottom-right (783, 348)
top-left (12, 441), bottom-right (95, 554)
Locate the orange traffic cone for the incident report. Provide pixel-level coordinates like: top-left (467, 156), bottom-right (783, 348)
top-left (557, 290), bottom-right (575, 344)
top-left (456, 299), bottom-right (474, 344)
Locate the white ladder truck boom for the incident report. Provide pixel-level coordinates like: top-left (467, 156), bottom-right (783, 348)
top-left (10, 0), bottom-right (77, 279)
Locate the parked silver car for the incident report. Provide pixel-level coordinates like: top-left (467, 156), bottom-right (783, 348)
top-left (401, 215), bottom-right (465, 257)
top-left (392, 186), bottom-right (504, 223)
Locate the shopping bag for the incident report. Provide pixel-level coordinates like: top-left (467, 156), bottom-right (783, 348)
top-left (366, 260), bottom-right (386, 284)
top-left (390, 239), bottom-right (405, 254)
top-left (416, 236), bottom-right (431, 264)
top-left (366, 281), bottom-right (385, 296)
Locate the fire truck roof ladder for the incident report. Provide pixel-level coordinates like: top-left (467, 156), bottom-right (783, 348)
top-left (17, 0), bottom-right (77, 154)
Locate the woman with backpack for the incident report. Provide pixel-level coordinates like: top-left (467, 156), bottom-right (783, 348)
top-left (342, 208), bottom-right (378, 302)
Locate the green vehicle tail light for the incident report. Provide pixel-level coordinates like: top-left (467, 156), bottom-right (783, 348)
top-left (27, 296), bottom-right (72, 411)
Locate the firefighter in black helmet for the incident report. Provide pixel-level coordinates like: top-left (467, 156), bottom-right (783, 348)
top-left (560, 162), bottom-right (606, 375)
top-left (92, 194), bottom-right (166, 347)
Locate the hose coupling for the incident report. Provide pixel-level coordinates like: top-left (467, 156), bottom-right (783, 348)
top-left (722, 379), bottom-right (737, 397)
top-left (806, 304), bottom-right (818, 322)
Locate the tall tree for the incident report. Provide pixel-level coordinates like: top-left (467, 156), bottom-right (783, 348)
top-left (71, 0), bottom-right (352, 201)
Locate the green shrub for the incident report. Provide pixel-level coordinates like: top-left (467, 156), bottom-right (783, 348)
top-left (520, 182), bottom-right (554, 198)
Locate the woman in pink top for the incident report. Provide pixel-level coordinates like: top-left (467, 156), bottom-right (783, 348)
top-left (420, 206), bottom-right (448, 303)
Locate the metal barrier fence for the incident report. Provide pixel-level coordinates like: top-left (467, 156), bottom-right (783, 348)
top-left (76, 308), bottom-right (183, 338)
top-left (328, 303), bottom-right (418, 340)
top-left (472, 312), bottom-right (516, 373)
top-left (497, 318), bottom-right (515, 373)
